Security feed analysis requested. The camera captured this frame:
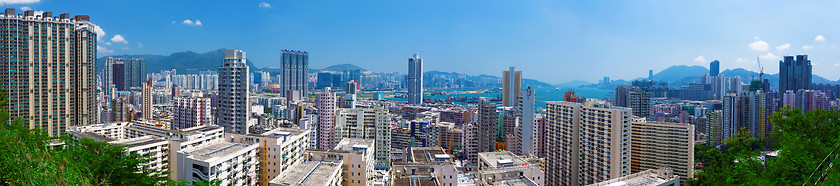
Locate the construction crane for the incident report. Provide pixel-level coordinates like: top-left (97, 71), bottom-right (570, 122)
top-left (757, 57), bottom-right (764, 80)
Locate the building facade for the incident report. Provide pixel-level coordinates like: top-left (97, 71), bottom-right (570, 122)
top-left (317, 87), bottom-right (337, 149)
top-left (218, 49), bottom-right (250, 134)
top-left (502, 66), bottom-right (522, 107)
top-left (172, 97), bottom-right (213, 130)
top-left (630, 121), bottom-right (695, 183)
top-left (334, 107), bottom-right (392, 167)
top-left (279, 50), bottom-right (308, 98)
top-left (407, 54), bottom-right (423, 104)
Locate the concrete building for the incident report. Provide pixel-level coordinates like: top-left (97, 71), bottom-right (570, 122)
top-left (706, 110), bottom-right (722, 147)
top-left (0, 9), bottom-right (98, 136)
top-left (407, 54), bottom-right (424, 104)
top-left (280, 50), bottom-right (309, 98)
top-left (615, 86), bottom-right (651, 118)
top-left (335, 107), bottom-right (392, 167)
top-left (172, 97), bottom-right (213, 130)
top-left (779, 55), bottom-right (812, 94)
top-left (437, 122), bottom-right (463, 155)
top-left (502, 66), bottom-right (522, 107)
top-left (587, 168), bottom-right (680, 186)
top-left (476, 151), bottom-right (544, 186)
top-left (226, 127), bottom-right (310, 185)
top-left (306, 138), bottom-right (376, 186)
top-left (268, 161), bottom-right (343, 186)
top-left (630, 121), bottom-right (695, 183)
top-left (517, 86), bottom-right (536, 155)
top-left (545, 100), bottom-right (632, 185)
top-left (176, 141), bottom-right (259, 186)
top-left (478, 98), bottom-right (497, 152)
top-left (318, 87), bottom-right (337, 149)
top-left (390, 147), bottom-right (458, 186)
top-left (710, 60), bottom-right (720, 77)
top-left (142, 78), bottom-right (154, 120)
top-left (218, 49), bottom-right (251, 134)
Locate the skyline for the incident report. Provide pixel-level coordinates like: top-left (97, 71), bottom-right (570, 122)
top-left (8, 0), bottom-right (840, 83)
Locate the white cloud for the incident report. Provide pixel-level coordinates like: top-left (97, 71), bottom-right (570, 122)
top-left (815, 35), bottom-right (826, 42)
top-left (813, 62), bottom-right (819, 66)
top-left (105, 42), bottom-right (111, 45)
top-left (759, 53), bottom-right (780, 61)
top-left (110, 34), bottom-right (127, 44)
top-left (137, 43), bottom-right (143, 48)
top-left (94, 25), bottom-right (105, 41)
top-left (834, 63), bottom-right (839, 67)
top-left (776, 43), bottom-right (790, 51)
top-left (97, 46), bottom-right (113, 53)
top-left (20, 6), bottom-right (29, 10)
top-left (121, 47), bottom-right (129, 50)
top-left (259, 2), bottom-right (271, 8)
top-left (0, 0), bottom-right (40, 4)
top-left (749, 37), bottom-right (769, 51)
top-left (181, 19), bottom-right (202, 26)
top-left (693, 55), bottom-right (707, 63)
top-left (803, 45), bottom-right (814, 50)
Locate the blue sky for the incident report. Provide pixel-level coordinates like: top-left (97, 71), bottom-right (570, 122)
top-left (7, 0), bottom-right (840, 83)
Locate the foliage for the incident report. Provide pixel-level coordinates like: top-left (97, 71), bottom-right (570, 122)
top-left (689, 106), bottom-right (840, 185)
top-left (0, 89), bottom-right (213, 185)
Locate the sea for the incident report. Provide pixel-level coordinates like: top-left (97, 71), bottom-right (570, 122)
top-left (385, 86), bottom-right (613, 110)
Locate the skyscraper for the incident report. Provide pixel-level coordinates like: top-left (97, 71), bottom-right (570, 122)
top-left (142, 78), bottom-right (153, 120)
top-left (407, 54), bottom-right (423, 104)
top-left (630, 121), bottom-right (695, 183)
top-left (779, 55), bottom-right (812, 93)
top-left (113, 61), bottom-right (126, 91)
top-left (546, 99), bottom-right (632, 185)
top-left (615, 86), bottom-right (651, 118)
top-left (478, 98), bottom-right (497, 152)
top-left (502, 66), bottom-right (522, 107)
top-left (0, 9), bottom-right (97, 136)
top-left (710, 60), bottom-right (720, 76)
top-left (334, 107), bottom-right (391, 167)
top-left (517, 86), bottom-right (536, 155)
top-left (125, 58), bottom-right (146, 89)
top-left (172, 97), bottom-right (212, 130)
top-left (217, 49), bottom-right (250, 134)
top-left (317, 87), bottom-right (337, 149)
top-left (280, 50), bottom-right (308, 98)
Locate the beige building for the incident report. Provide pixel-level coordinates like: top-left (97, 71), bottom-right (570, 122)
top-left (630, 121), bottom-right (695, 183)
top-left (545, 100), bottom-right (632, 185)
top-left (0, 8), bottom-right (98, 136)
top-left (176, 141), bottom-right (259, 186)
top-left (306, 138), bottom-right (376, 186)
top-left (226, 127), bottom-right (310, 185)
top-left (476, 151), bottom-right (544, 186)
top-left (269, 161), bottom-right (343, 186)
top-left (334, 107), bottom-right (391, 167)
top-left (390, 147), bottom-right (458, 186)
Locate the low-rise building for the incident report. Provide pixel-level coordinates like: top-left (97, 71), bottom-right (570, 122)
top-left (390, 147), bottom-right (458, 186)
top-left (226, 127), bottom-right (310, 185)
top-left (176, 141), bottom-right (259, 186)
top-left (476, 151), bottom-right (544, 186)
top-left (305, 138), bottom-right (376, 186)
top-left (268, 161), bottom-right (343, 186)
top-left (587, 168), bottom-right (680, 186)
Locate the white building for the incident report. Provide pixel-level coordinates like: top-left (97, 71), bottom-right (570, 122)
top-left (306, 138), bottom-right (376, 186)
top-left (218, 49), bottom-right (251, 134)
top-left (335, 107), bottom-right (392, 167)
top-left (477, 151), bottom-right (544, 186)
top-left (176, 141), bottom-right (259, 186)
top-left (269, 161), bottom-right (343, 186)
top-left (226, 127), bottom-right (310, 185)
top-left (172, 97), bottom-right (213, 130)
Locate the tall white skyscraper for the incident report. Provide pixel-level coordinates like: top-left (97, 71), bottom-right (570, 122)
top-left (407, 54), bottom-right (423, 104)
top-left (317, 87), bottom-right (337, 149)
top-left (517, 86), bottom-right (536, 155)
top-left (218, 49), bottom-right (250, 134)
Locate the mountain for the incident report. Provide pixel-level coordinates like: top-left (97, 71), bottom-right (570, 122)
top-left (425, 71), bottom-right (554, 88)
top-left (309, 64), bottom-right (366, 73)
top-left (555, 80), bottom-right (593, 88)
top-left (650, 65), bottom-right (709, 82)
top-left (96, 49), bottom-right (258, 74)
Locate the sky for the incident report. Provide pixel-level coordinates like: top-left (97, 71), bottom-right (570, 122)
top-left (6, 0), bottom-right (840, 84)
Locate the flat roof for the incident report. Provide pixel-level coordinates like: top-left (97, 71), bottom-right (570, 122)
top-left (271, 161), bottom-right (341, 186)
top-left (487, 177), bottom-right (538, 186)
top-left (588, 168), bottom-right (678, 186)
top-left (112, 136), bottom-right (166, 148)
top-left (478, 151), bottom-right (530, 169)
top-left (183, 141), bottom-right (253, 161)
top-left (410, 147), bottom-right (448, 163)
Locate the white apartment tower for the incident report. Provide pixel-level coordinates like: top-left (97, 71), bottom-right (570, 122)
top-left (142, 78), bottom-right (153, 120)
top-left (545, 100), bottom-right (632, 185)
top-left (517, 86), bottom-right (536, 155)
top-left (407, 54), bottom-right (423, 104)
top-left (318, 87), bottom-right (337, 149)
top-left (218, 49), bottom-right (250, 134)
top-left (335, 107), bottom-right (392, 167)
top-left (172, 97), bottom-right (213, 130)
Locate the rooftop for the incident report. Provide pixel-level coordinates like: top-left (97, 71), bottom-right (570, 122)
top-left (487, 177), bottom-right (539, 186)
top-left (271, 161), bottom-right (341, 186)
top-left (112, 136), bottom-right (167, 148)
top-left (587, 168), bottom-right (679, 186)
top-left (478, 151), bottom-right (531, 169)
top-left (410, 147), bottom-right (449, 163)
top-left (334, 138), bottom-right (374, 152)
top-left (182, 141), bottom-right (254, 161)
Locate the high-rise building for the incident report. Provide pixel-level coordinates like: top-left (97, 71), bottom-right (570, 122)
top-left (478, 98), bottom-right (497, 152)
top-left (779, 55), bottom-right (812, 93)
top-left (707, 110), bottom-right (722, 146)
top-left (649, 70), bottom-right (654, 80)
top-left (0, 9), bottom-right (97, 136)
top-left (344, 80), bottom-right (358, 108)
top-left (113, 61), bottom-right (126, 91)
top-left (710, 60), bottom-right (720, 76)
top-left (334, 107), bottom-right (392, 167)
top-left (516, 86), bottom-right (536, 155)
top-left (407, 54), bottom-right (423, 104)
top-left (172, 97), bottom-right (212, 130)
top-left (545, 100), bottom-right (632, 185)
top-left (615, 86), bottom-right (651, 118)
top-left (217, 49), bottom-right (250, 134)
top-left (502, 66), bottom-right (522, 107)
top-left (280, 50), bottom-right (308, 98)
top-left (317, 87), bottom-right (337, 149)
top-left (631, 121), bottom-right (695, 183)
top-left (125, 58), bottom-right (146, 89)
top-left (142, 78), bottom-right (153, 120)
top-left (721, 93), bottom-right (740, 140)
